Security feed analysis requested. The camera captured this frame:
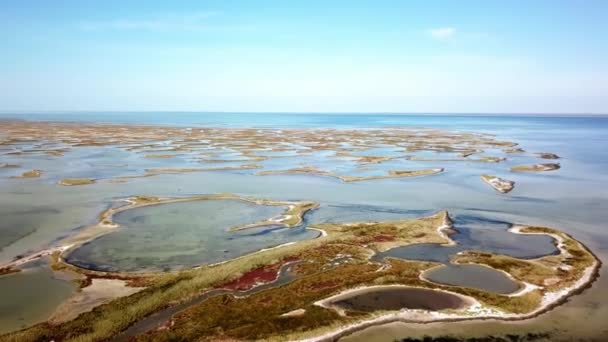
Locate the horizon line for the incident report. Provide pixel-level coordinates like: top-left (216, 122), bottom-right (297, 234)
top-left (1, 110), bottom-right (607, 117)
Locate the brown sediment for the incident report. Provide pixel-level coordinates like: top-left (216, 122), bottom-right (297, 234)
top-left (339, 168), bottom-right (444, 182)
top-left (44, 149), bottom-right (68, 156)
top-left (109, 173), bottom-right (159, 183)
top-left (143, 154), bottom-right (182, 159)
top-left (58, 178), bottom-right (96, 186)
top-left (504, 147), bottom-right (525, 153)
top-left (355, 156), bottom-right (397, 164)
top-left (480, 174), bottom-right (515, 193)
top-left (511, 163), bottom-right (560, 172)
top-left (0, 163), bottom-right (20, 168)
top-left (257, 166), bottom-right (444, 182)
top-left (476, 156), bottom-right (506, 163)
top-left (408, 156), bottom-right (504, 163)
top-left (198, 155), bottom-right (267, 163)
top-left (459, 149), bottom-right (480, 157)
top-left (11, 169), bottom-right (42, 178)
top-left (334, 151), bottom-right (355, 158)
top-left (537, 152), bottom-right (560, 159)
top-left (257, 166), bottom-right (332, 178)
top-left (0, 266), bottom-right (20, 276)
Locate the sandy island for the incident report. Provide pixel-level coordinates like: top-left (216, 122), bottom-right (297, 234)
top-left (480, 174), bottom-right (515, 193)
top-left (511, 163), bottom-right (560, 172)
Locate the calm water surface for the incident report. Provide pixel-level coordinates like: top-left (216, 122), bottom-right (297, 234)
top-left (65, 199), bottom-right (316, 272)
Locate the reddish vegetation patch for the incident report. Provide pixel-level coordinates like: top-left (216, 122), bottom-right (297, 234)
top-left (372, 234), bottom-right (395, 242)
top-left (218, 260), bottom-right (294, 291)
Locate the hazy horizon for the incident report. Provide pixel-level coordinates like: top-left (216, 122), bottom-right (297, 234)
top-left (1, 111), bottom-right (608, 117)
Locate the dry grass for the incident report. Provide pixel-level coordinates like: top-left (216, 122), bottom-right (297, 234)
top-left (58, 178), bottom-right (96, 186)
top-left (510, 163), bottom-right (560, 172)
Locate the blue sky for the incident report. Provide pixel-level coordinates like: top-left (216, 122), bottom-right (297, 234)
top-left (1, 0), bottom-right (606, 113)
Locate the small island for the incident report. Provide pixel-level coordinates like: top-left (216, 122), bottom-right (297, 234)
top-left (257, 166), bottom-right (444, 182)
top-left (511, 163), bottom-right (561, 172)
top-left (537, 152), bottom-right (560, 159)
top-left (58, 178), bottom-right (96, 186)
top-left (480, 174), bottom-right (515, 193)
top-left (12, 169), bottom-right (42, 178)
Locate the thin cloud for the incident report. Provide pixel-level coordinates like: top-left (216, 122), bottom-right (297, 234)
top-left (79, 11), bottom-right (231, 32)
top-left (428, 27), bottom-right (456, 40)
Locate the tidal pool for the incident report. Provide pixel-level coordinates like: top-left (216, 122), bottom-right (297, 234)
top-left (0, 263), bottom-right (76, 334)
top-left (330, 287), bottom-right (470, 312)
top-left (422, 264), bottom-right (520, 294)
top-left (65, 199), bottom-right (318, 272)
top-left (373, 216), bottom-right (558, 264)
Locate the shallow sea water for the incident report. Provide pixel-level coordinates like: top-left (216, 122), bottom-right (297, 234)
top-left (0, 113), bottom-right (607, 339)
top-left (65, 199), bottom-right (315, 272)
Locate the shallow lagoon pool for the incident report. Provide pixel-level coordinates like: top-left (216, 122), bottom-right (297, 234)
top-left (65, 199), bottom-right (318, 272)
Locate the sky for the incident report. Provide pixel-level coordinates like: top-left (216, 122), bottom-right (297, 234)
top-left (1, 0), bottom-right (607, 114)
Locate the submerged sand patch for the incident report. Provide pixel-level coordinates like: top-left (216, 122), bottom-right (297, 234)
top-left (49, 278), bottom-right (144, 324)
